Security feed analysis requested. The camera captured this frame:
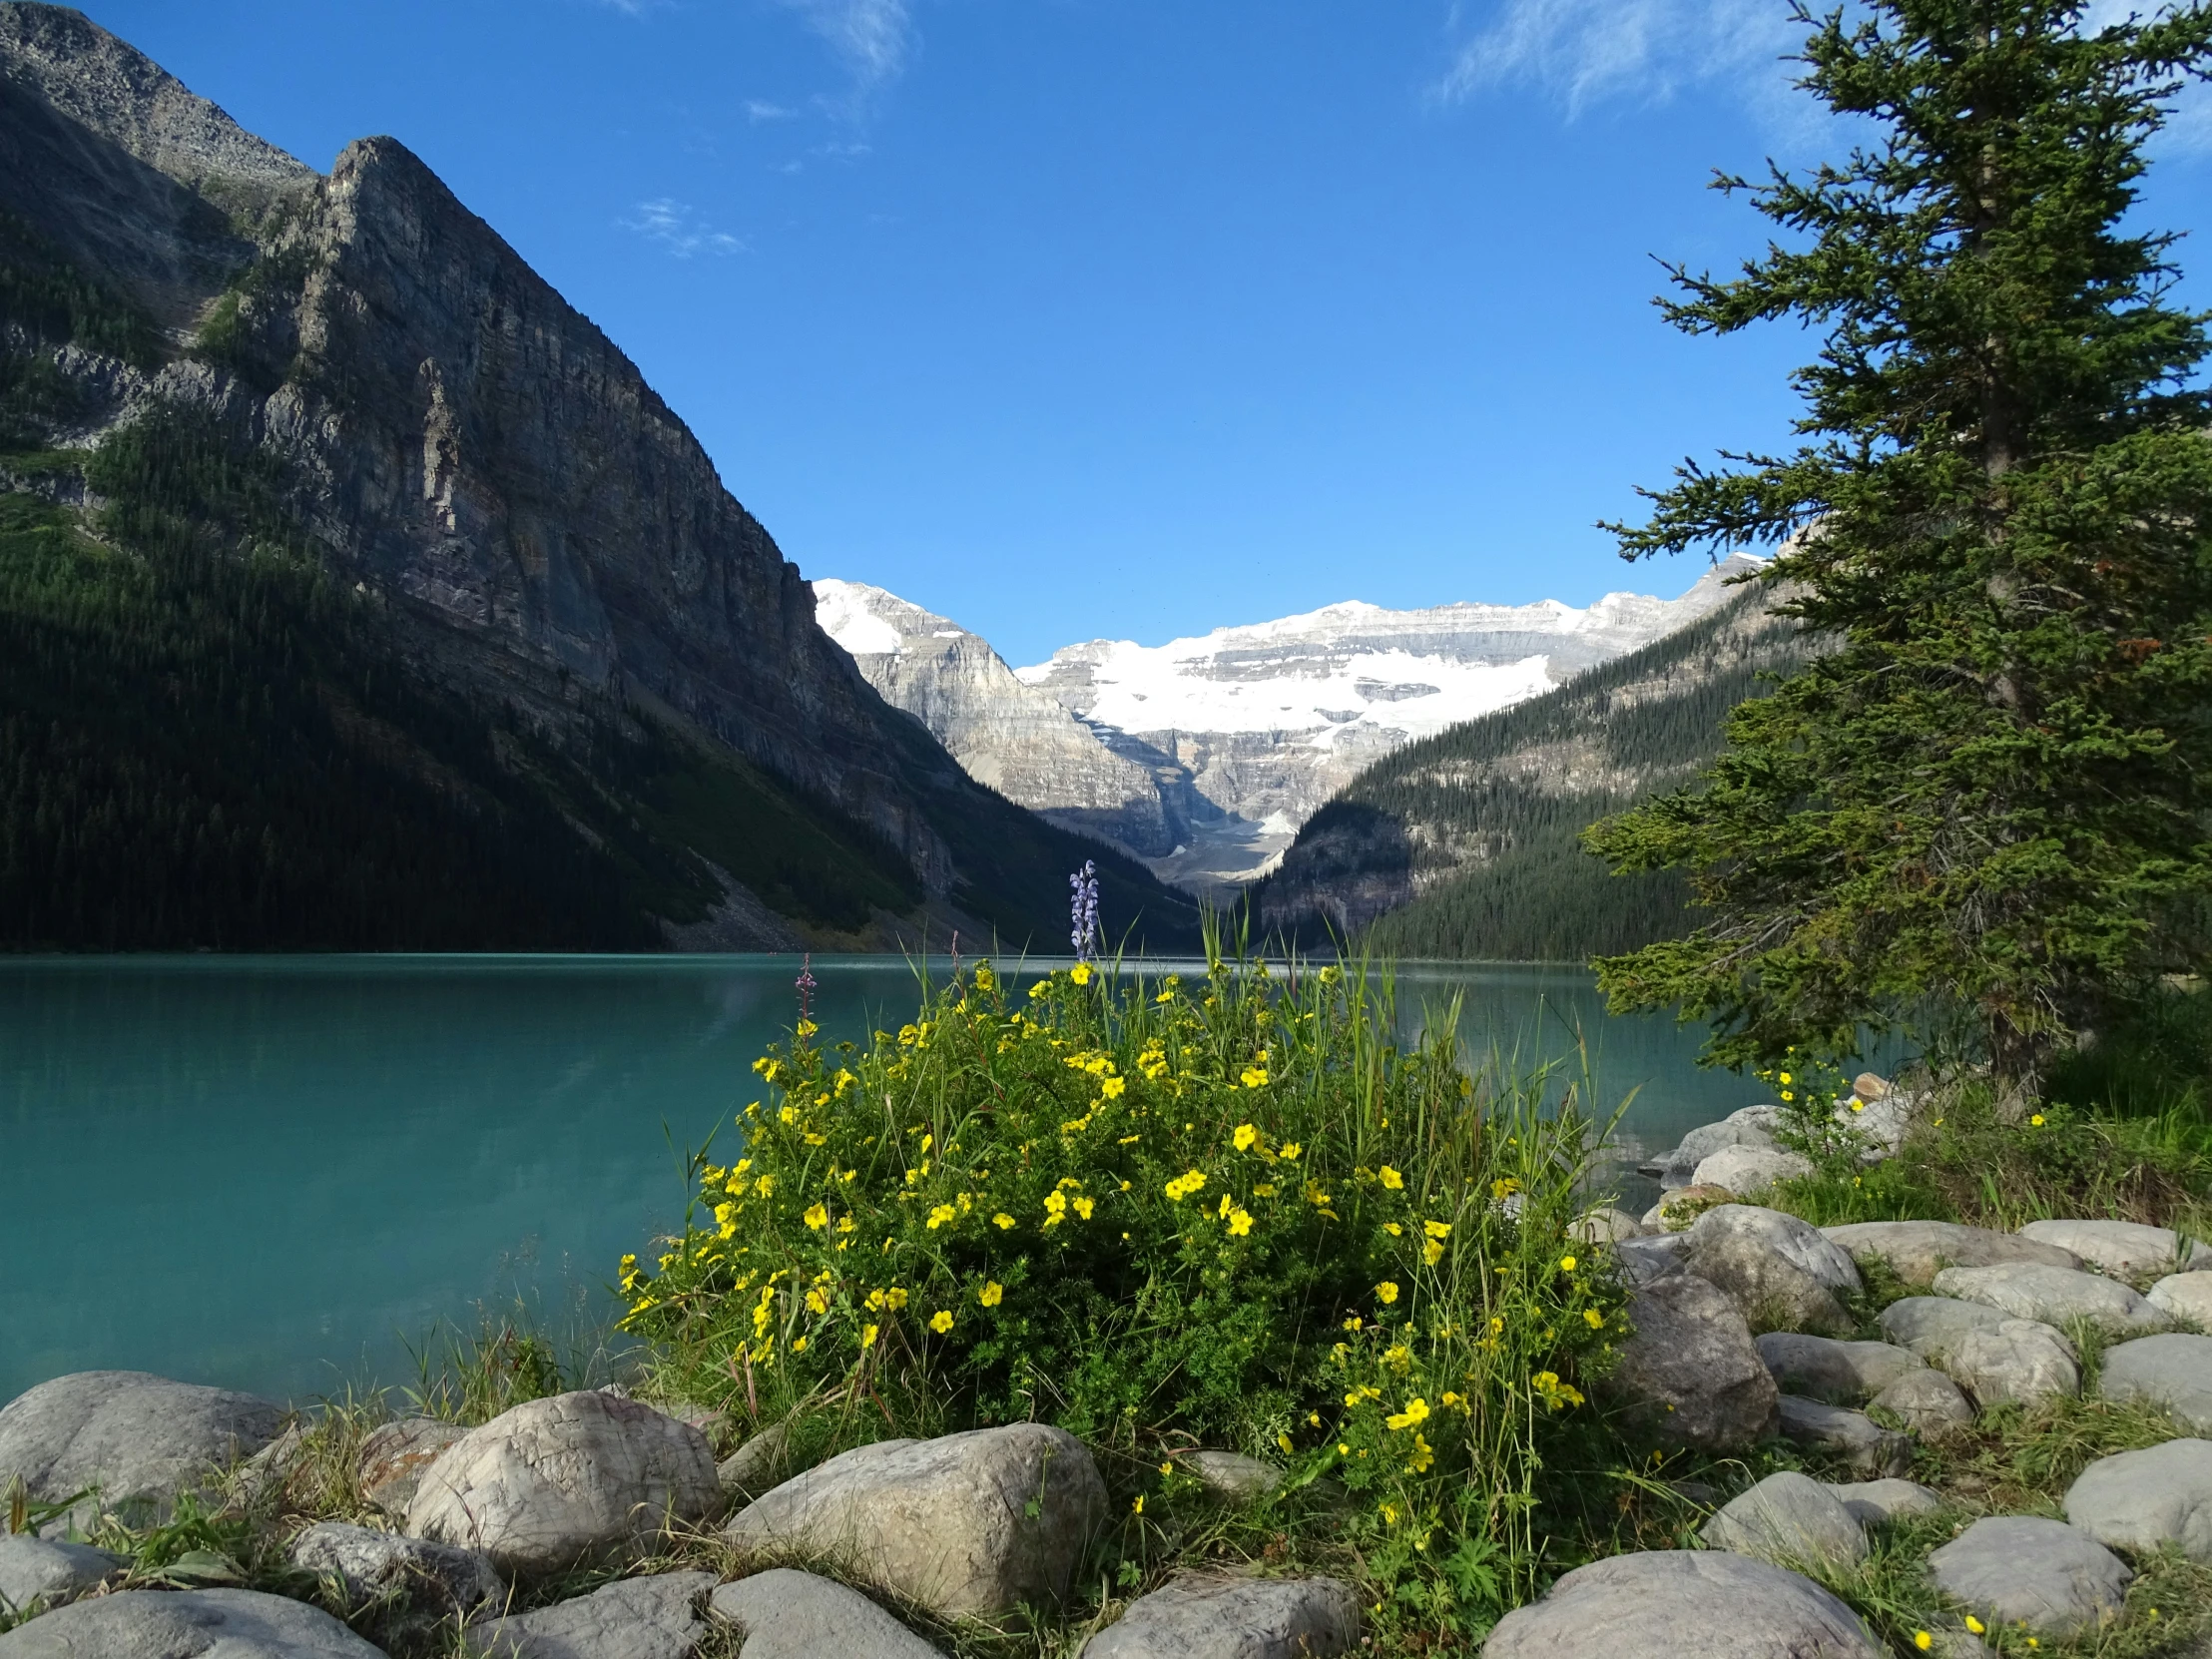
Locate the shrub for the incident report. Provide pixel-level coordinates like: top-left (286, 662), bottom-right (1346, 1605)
top-left (620, 947), bottom-right (1625, 1623)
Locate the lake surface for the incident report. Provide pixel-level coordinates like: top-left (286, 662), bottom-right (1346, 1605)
top-left (0, 954), bottom-right (1777, 1404)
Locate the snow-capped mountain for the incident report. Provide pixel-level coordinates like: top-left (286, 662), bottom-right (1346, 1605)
top-left (815, 559), bottom-right (1760, 893)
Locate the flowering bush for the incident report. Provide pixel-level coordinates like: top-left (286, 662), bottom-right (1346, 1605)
top-left (621, 948), bottom-right (1622, 1615)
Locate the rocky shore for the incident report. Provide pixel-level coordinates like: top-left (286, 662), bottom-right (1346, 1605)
top-left (2, 1086), bottom-right (2207, 1657)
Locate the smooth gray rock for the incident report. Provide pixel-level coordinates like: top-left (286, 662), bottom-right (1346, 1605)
top-left (2064, 1437), bottom-right (2212, 1562)
top-left (2020, 1219), bottom-right (2211, 1283)
top-left (1607, 1272), bottom-right (1780, 1452)
top-left (1181, 1450), bottom-right (1282, 1503)
top-left (2149, 1272), bottom-right (2212, 1327)
top-left (471, 1570), bottom-right (711, 1659)
top-left (1572, 1206), bottom-right (1647, 1244)
top-left (1684, 1206), bottom-right (1863, 1335)
top-left (724, 1424), bottom-right (1107, 1618)
top-left (287, 1520), bottom-right (502, 1616)
top-left (1481, 1549), bottom-right (1884, 1659)
top-left (1870, 1368), bottom-right (1975, 1436)
top-left (0, 1537), bottom-right (121, 1613)
top-left (1933, 1262), bottom-right (2167, 1338)
top-left (1700, 1471), bottom-right (1867, 1569)
top-left (357, 1416), bottom-right (466, 1519)
top-left (1756, 1334), bottom-right (1925, 1403)
top-left (1691, 1145), bottom-right (1812, 1196)
top-left (1081, 1573), bottom-right (1361, 1659)
top-left (1925, 1515), bottom-right (2131, 1638)
top-left (1878, 1296), bottom-right (2008, 1357)
top-left (2097, 1333), bottom-right (2212, 1430)
top-left (407, 1391), bottom-right (721, 1574)
top-left (1834, 1089), bottom-right (1917, 1156)
top-left (1613, 1233), bottom-right (1691, 1287)
top-left (1944, 1320), bottom-right (2081, 1405)
top-left (0, 1587), bottom-right (386, 1658)
top-left (708, 1569), bottom-right (941, 1659)
top-left (1777, 1395), bottom-right (1913, 1479)
top-left (0, 1372), bottom-right (282, 1535)
top-left (1829, 1478), bottom-right (1942, 1525)
top-left (1639, 1108), bottom-right (1784, 1186)
top-left (717, 1420), bottom-right (794, 1502)
top-left (1826, 1221), bottom-right (2079, 1288)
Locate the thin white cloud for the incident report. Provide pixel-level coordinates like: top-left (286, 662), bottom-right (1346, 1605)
top-left (622, 199), bottom-right (745, 257)
top-left (773, 0), bottom-right (914, 104)
top-left (1433, 0), bottom-right (1802, 119)
top-left (746, 98), bottom-right (797, 122)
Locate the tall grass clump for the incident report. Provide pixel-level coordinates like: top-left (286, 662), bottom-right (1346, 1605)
top-left (618, 935), bottom-right (1626, 1632)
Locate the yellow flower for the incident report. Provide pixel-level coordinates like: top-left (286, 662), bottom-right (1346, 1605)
top-left (2030, 1112), bottom-right (2047, 1126)
top-left (1380, 1502), bottom-right (1398, 1525)
top-left (992, 1213), bottom-right (1016, 1230)
top-left (860, 1323), bottom-right (879, 1348)
top-left (1131, 1494), bottom-right (1144, 1513)
top-left (1422, 1220), bottom-right (1451, 1239)
top-left (1440, 1390), bottom-right (1466, 1410)
top-left (926, 1203), bottom-right (957, 1230)
top-left (1279, 1142), bottom-right (1302, 1161)
top-left (929, 1310), bottom-right (954, 1334)
top-left (1070, 963), bottom-right (1093, 986)
top-left (1913, 1635), bottom-right (1931, 1653)
top-left (885, 1286), bottom-right (908, 1310)
top-left (790, 1335), bottom-right (809, 1353)
top-left (1232, 1123), bottom-right (1259, 1151)
top-left (1422, 1239), bottom-right (1444, 1266)
top-left (1383, 1222), bottom-right (1403, 1237)
top-left (1490, 1176), bottom-right (1520, 1200)
top-left (1073, 1196), bottom-right (1095, 1220)
top-left (979, 1281), bottom-right (1003, 1307)
top-left (1240, 1066), bottom-right (1269, 1088)
top-left (1963, 1616), bottom-right (1985, 1635)
top-left (1850, 1098), bottom-right (1867, 1112)
top-left (780, 1104), bottom-right (799, 1126)
top-left (1380, 1166), bottom-right (1404, 1190)
top-left (1559, 1255), bottom-right (1578, 1274)
top-left (804, 1203), bottom-right (830, 1231)
top-left (1376, 1281), bottom-right (1400, 1304)
top-left (1779, 1071), bottom-right (1793, 1085)
top-left (1165, 1169), bottom-right (1208, 1201)
top-left (1101, 1076), bottom-right (1126, 1099)
top-left (1583, 1308), bottom-right (1605, 1330)
top-left (805, 1287), bottom-right (830, 1314)
top-left (1406, 1431), bottom-right (1433, 1473)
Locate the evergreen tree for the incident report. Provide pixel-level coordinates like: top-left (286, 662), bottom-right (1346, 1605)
top-left (1584, 0), bottom-right (2212, 1094)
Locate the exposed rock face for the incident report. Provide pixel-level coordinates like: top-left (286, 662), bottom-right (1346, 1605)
top-left (470, 1570), bottom-right (714, 1659)
top-left (0, 1587), bottom-right (385, 1658)
top-left (1870, 1368), bottom-right (1975, 1436)
top-left (0, 1371), bottom-right (282, 1534)
top-left (815, 581), bottom-right (1172, 854)
top-left (1824, 1221), bottom-right (2079, 1287)
top-left (1829, 1478), bottom-right (1941, 1524)
top-left (1754, 1335), bottom-right (1925, 1404)
top-left (2096, 1333), bottom-right (2212, 1430)
top-left (286, 1521), bottom-right (502, 1618)
top-left (1080, 1573), bottom-right (1361, 1659)
top-left (2064, 1438), bottom-right (2212, 1562)
top-left (2017, 1219), bottom-right (2211, 1284)
top-left (707, 1569), bottom-right (943, 1659)
top-left (0, 1537), bottom-right (121, 1612)
top-left (1606, 1272), bottom-right (1780, 1450)
top-left (1776, 1395), bottom-right (1913, 1479)
top-left (1700, 1471), bottom-right (1867, 1569)
top-left (1682, 1206), bottom-right (1862, 1336)
top-left (1931, 1263), bottom-right (2165, 1339)
top-left (1925, 1516), bottom-right (2131, 1638)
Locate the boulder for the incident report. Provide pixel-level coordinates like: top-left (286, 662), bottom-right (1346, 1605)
top-left (287, 1520), bottom-right (503, 1617)
top-left (723, 1424), bottom-right (1107, 1618)
top-left (1828, 1478), bottom-right (1941, 1525)
top-left (406, 1391), bottom-right (721, 1575)
top-left (718, 1421), bottom-right (794, 1501)
top-left (1925, 1515), bottom-right (2130, 1638)
top-left (0, 1372), bottom-right (282, 1535)
top-left (1683, 1206), bottom-right (1863, 1335)
top-left (1179, 1450), bottom-right (1282, 1504)
top-left (2149, 1272), bottom-right (2212, 1328)
top-left (2096, 1333), bottom-right (2212, 1431)
top-left (1878, 1296), bottom-right (2009, 1357)
top-left (1637, 1108), bottom-right (1782, 1186)
top-left (0, 1587), bottom-right (385, 1658)
top-left (1613, 1234), bottom-right (1691, 1287)
top-left (1690, 1145), bottom-right (1811, 1197)
top-left (1081, 1573), bottom-right (1361, 1659)
top-left (1481, 1549), bottom-right (1884, 1659)
top-left (1943, 1320), bottom-right (2081, 1405)
top-left (1606, 1272), bottom-right (1780, 1452)
top-left (1776, 1396), bottom-right (1913, 1479)
top-left (470, 1570), bottom-right (712, 1659)
top-left (1699, 1472), bottom-right (1867, 1568)
top-left (1834, 1089), bottom-right (1917, 1156)
top-left (1931, 1263), bottom-right (2166, 1339)
top-left (2019, 1219), bottom-right (2210, 1284)
top-left (1642, 1185), bottom-right (1736, 1234)
top-left (357, 1417), bottom-right (467, 1518)
top-left (2064, 1437), bottom-right (2212, 1562)
top-left (1572, 1207), bottom-right (1647, 1244)
top-left (1869, 1369), bottom-right (1975, 1436)
top-left (1826, 1221), bottom-right (2079, 1288)
top-left (1755, 1334), bottom-right (1925, 1404)
top-left (0, 1537), bottom-right (121, 1613)
top-left (708, 1569), bottom-right (942, 1659)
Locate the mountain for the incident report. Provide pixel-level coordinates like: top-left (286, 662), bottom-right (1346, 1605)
top-left (1254, 582), bottom-right (1808, 959)
top-left (818, 561), bottom-right (1757, 894)
top-left (0, 4), bottom-right (1198, 953)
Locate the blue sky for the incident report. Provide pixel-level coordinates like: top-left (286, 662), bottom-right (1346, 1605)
top-left (83, 0), bottom-right (2212, 664)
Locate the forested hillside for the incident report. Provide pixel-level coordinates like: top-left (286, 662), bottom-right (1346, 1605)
top-left (1255, 586), bottom-right (1806, 960)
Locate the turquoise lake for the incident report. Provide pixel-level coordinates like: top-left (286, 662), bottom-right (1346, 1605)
top-left (0, 954), bottom-right (1777, 1405)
